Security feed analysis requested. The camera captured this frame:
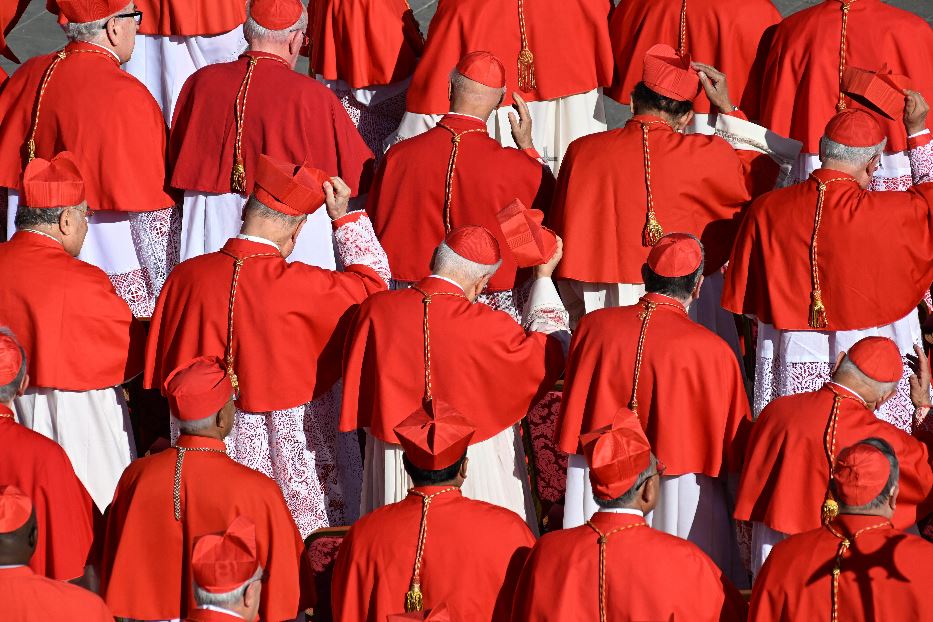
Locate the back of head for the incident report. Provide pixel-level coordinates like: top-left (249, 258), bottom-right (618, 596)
top-left (395, 400), bottom-right (475, 487)
top-left (642, 233), bottom-right (704, 301)
top-left (244, 0), bottom-right (308, 44)
top-left (831, 438), bottom-right (899, 516)
top-left (449, 52), bottom-right (506, 119)
top-left (819, 109), bottom-right (887, 171)
top-left (581, 409), bottom-right (659, 511)
top-left (0, 485), bottom-right (36, 566)
top-left (834, 337), bottom-right (902, 403)
top-left (16, 152), bottom-right (89, 256)
top-left (633, 44), bottom-right (698, 121)
top-left (192, 516), bottom-right (263, 618)
top-left (0, 328), bottom-right (27, 405)
top-left (431, 226), bottom-right (502, 291)
top-left (58, 0), bottom-right (130, 43)
top-left (164, 356), bottom-right (234, 437)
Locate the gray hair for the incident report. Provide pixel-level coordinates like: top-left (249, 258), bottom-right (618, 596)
top-left (193, 566), bottom-right (263, 608)
top-left (832, 437), bottom-right (899, 514)
top-left (449, 70), bottom-right (506, 97)
top-left (819, 136), bottom-right (887, 168)
top-left (63, 2), bottom-right (131, 43)
top-left (432, 241), bottom-right (502, 282)
top-left (837, 356), bottom-right (900, 398)
top-left (244, 197), bottom-right (307, 228)
top-left (173, 413), bottom-right (219, 435)
top-left (244, 2), bottom-right (308, 43)
top-left (593, 453), bottom-right (659, 509)
top-left (14, 206), bottom-right (65, 229)
top-left (0, 327), bottom-right (27, 404)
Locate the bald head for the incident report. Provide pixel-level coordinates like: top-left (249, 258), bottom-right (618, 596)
top-left (448, 71), bottom-right (505, 121)
top-left (0, 511), bottom-right (37, 566)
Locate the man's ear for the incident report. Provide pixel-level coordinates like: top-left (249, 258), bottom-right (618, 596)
top-left (17, 372), bottom-right (29, 398)
top-left (104, 17), bottom-right (119, 46)
top-left (831, 352), bottom-right (846, 375)
top-left (691, 274), bottom-right (704, 300)
top-left (459, 457), bottom-right (469, 480)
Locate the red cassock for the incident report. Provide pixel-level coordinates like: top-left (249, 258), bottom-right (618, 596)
top-left (722, 162), bottom-right (933, 331)
top-left (0, 41), bottom-right (174, 212)
top-left (551, 113), bottom-right (777, 284)
top-left (134, 0), bottom-right (246, 36)
top-left (406, 0), bottom-right (613, 112)
top-left (750, 515), bottom-right (933, 621)
top-left (0, 566), bottom-right (112, 621)
top-left (0, 232), bottom-right (145, 390)
top-left (145, 234), bottom-right (387, 413)
top-left (0, 416), bottom-right (94, 581)
top-left (512, 512), bottom-right (747, 622)
top-left (340, 276), bottom-right (565, 443)
top-left (98, 435), bottom-right (303, 621)
top-left (734, 386), bottom-right (933, 535)
top-left (331, 486), bottom-right (535, 622)
top-left (607, 0), bottom-right (780, 115)
top-left (556, 293), bottom-right (751, 476)
top-left (169, 52), bottom-right (374, 197)
top-left (306, 0), bottom-right (423, 88)
top-left (755, 0), bottom-right (933, 154)
top-left (365, 114), bottom-right (553, 291)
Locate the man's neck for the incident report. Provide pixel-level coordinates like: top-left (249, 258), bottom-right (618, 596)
top-left (645, 291), bottom-right (692, 311)
top-left (197, 604), bottom-right (247, 619)
top-left (447, 108), bottom-right (491, 123)
top-left (248, 42), bottom-right (294, 68)
top-left (78, 39), bottom-right (121, 62)
top-left (828, 377), bottom-right (873, 405)
top-left (20, 228), bottom-right (64, 246)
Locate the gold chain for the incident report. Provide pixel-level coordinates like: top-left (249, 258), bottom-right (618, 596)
top-left (436, 123), bottom-right (487, 233)
top-left (639, 121), bottom-right (668, 246)
top-left (585, 520), bottom-right (647, 622)
top-left (629, 297), bottom-right (685, 415)
top-left (411, 286), bottom-right (468, 403)
top-left (836, 1), bottom-right (858, 112)
top-left (404, 487), bottom-right (459, 612)
top-left (173, 446), bottom-right (225, 520)
top-left (825, 519), bottom-right (890, 621)
top-left (678, 0), bottom-right (688, 56)
top-left (821, 386), bottom-right (867, 524)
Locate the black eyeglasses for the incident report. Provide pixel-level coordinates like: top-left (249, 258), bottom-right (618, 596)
top-left (104, 10), bottom-right (143, 28)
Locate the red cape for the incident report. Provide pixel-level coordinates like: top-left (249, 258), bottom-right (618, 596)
top-left (306, 0), bottom-right (423, 88)
top-left (0, 232), bottom-right (145, 390)
top-left (734, 385), bottom-right (933, 535)
top-left (331, 487), bottom-right (535, 622)
top-left (340, 276), bottom-right (565, 443)
top-left (750, 515), bottom-right (933, 622)
top-left (722, 163), bottom-right (933, 331)
top-left (607, 0), bottom-right (780, 115)
top-left (0, 417), bottom-right (94, 581)
top-left (556, 293), bottom-right (751, 476)
top-left (551, 113), bottom-right (775, 284)
top-left (0, 42), bottom-right (174, 212)
top-left (99, 435), bottom-right (303, 621)
top-left (0, 566), bottom-right (112, 621)
top-left (170, 52), bottom-right (374, 196)
top-left (365, 114), bottom-right (553, 291)
top-left (406, 0), bottom-right (613, 112)
top-left (145, 234), bottom-right (387, 413)
top-left (755, 0), bottom-right (933, 154)
top-left (512, 512), bottom-right (747, 622)
top-left (134, 0), bottom-right (246, 36)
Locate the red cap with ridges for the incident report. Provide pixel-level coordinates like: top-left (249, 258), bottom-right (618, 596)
top-left (0, 333), bottom-right (23, 386)
top-left (163, 356), bottom-right (234, 422)
top-left (191, 516), bottom-right (260, 594)
top-left (642, 44), bottom-right (699, 102)
top-left (254, 154), bottom-right (329, 216)
top-left (824, 109), bottom-right (886, 148)
top-left (394, 401), bottom-right (475, 471)
top-left (387, 603), bottom-right (453, 621)
top-left (22, 151), bottom-right (85, 209)
top-left (57, 0), bottom-right (128, 23)
top-left (843, 64), bottom-right (912, 120)
top-left (445, 225), bottom-right (501, 265)
top-left (0, 485), bottom-right (32, 534)
top-left (249, 0), bottom-right (304, 30)
top-left (456, 51), bottom-right (506, 89)
top-left (832, 443), bottom-right (891, 506)
top-left (580, 408), bottom-right (654, 500)
top-left (846, 337), bottom-right (903, 383)
top-left (646, 232), bottom-right (703, 277)
top-left (497, 198), bottom-right (558, 268)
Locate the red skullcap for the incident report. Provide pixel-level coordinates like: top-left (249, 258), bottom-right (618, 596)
top-left (846, 337), bottom-right (903, 383)
top-left (456, 51), bottom-right (506, 89)
top-left (191, 516), bottom-right (260, 594)
top-left (445, 225), bottom-right (501, 265)
top-left (57, 0), bottom-right (128, 23)
top-left (497, 198), bottom-right (558, 268)
top-left (646, 232), bottom-right (703, 277)
top-left (387, 603), bottom-right (453, 621)
top-left (580, 408), bottom-right (656, 501)
top-left (0, 485), bottom-right (32, 534)
top-left (843, 64), bottom-right (912, 121)
top-left (163, 356), bottom-right (234, 422)
top-left (824, 109), bottom-right (886, 148)
top-left (832, 443), bottom-right (891, 506)
top-left (642, 44), bottom-right (699, 102)
top-left (254, 154), bottom-right (330, 216)
top-left (394, 401), bottom-right (475, 471)
top-left (22, 151), bottom-right (85, 209)
top-left (0, 333), bottom-right (23, 386)
top-left (249, 0), bottom-right (304, 31)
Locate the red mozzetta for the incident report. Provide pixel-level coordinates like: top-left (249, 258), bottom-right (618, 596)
top-left (134, 0), bottom-right (246, 36)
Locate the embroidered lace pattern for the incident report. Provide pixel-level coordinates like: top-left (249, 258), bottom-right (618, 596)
top-left (332, 85), bottom-right (408, 159)
top-left (334, 214), bottom-right (391, 286)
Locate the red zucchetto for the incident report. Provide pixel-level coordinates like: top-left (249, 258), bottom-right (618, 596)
top-left (249, 0), bottom-right (304, 31)
top-left (846, 337), bottom-right (903, 383)
top-left (823, 109), bottom-right (886, 148)
top-left (56, 0), bottom-right (127, 23)
top-left (0, 332), bottom-right (23, 386)
top-left (646, 232), bottom-right (703, 278)
top-left (455, 51), bottom-right (506, 89)
top-left (0, 484), bottom-right (32, 533)
top-left (444, 225), bottom-right (501, 266)
top-left (832, 443), bottom-right (892, 507)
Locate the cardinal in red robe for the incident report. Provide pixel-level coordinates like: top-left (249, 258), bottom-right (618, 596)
top-left (754, 0), bottom-right (933, 187)
top-left (305, 0), bottom-right (424, 156)
top-left (332, 404), bottom-right (535, 622)
top-left (341, 225), bottom-right (568, 524)
top-left (146, 156), bottom-right (389, 536)
top-left (0, 0), bottom-right (176, 317)
top-left (0, 152), bottom-right (144, 512)
top-left (734, 337), bottom-right (933, 577)
top-left (607, 0), bottom-right (780, 130)
top-left (551, 43), bottom-right (800, 339)
top-left (169, 0), bottom-right (373, 268)
top-left (557, 233), bottom-right (752, 585)
top-left (722, 105), bottom-right (933, 428)
top-left (750, 439), bottom-right (933, 621)
top-left (0, 485), bottom-right (112, 621)
top-left (513, 413), bottom-right (747, 622)
top-left (100, 356), bottom-right (303, 621)
top-left (366, 51), bottom-right (553, 320)
top-left (391, 0), bottom-right (613, 171)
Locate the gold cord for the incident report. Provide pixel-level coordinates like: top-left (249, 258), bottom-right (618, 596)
top-left (825, 519), bottom-right (890, 621)
top-left (678, 0), bottom-right (688, 57)
top-left (807, 176), bottom-right (853, 328)
top-left (639, 121), bottom-right (667, 246)
top-left (436, 123), bottom-right (487, 233)
top-left (173, 446), bottom-right (225, 521)
top-left (411, 286), bottom-right (468, 404)
top-left (629, 297), bottom-right (686, 415)
top-left (585, 520), bottom-right (646, 622)
top-left (516, 0), bottom-right (536, 92)
top-left (821, 386), bottom-right (868, 524)
top-left (836, 1), bottom-right (858, 112)
top-left (405, 487), bottom-right (459, 612)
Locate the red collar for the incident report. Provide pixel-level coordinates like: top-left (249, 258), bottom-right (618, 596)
top-left (0, 566), bottom-right (33, 579)
top-left (11, 230), bottom-right (67, 252)
top-left (63, 41), bottom-right (120, 65)
top-left (438, 113), bottom-right (488, 132)
top-left (826, 514), bottom-right (893, 537)
top-left (240, 50), bottom-right (290, 67)
top-left (175, 435), bottom-right (227, 451)
top-left (220, 238), bottom-right (284, 259)
top-left (640, 292), bottom-right (688, 313)
top-left (811, 168), bottom-right (859, 184)
top-left (0, 403), bottom-right (15, 420)
top-left (587, 512), bottom-right (647, 531)
top-left (628, 114), bottom-right (673, 131)
top-left (412, 276), bottom-right (469, 298)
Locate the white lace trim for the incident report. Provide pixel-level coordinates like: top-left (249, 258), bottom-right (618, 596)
top-left (333, 214), bottom-right (391, 286)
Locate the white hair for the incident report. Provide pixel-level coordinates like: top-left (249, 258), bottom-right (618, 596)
top-left (193, 566), bottom-right (263, 608)
top-left (63, 2), bottom-right (132, 43)
top-left (433, 241), bottom-right (502, 282)
top-left (819, 136), bottom-right (887, 168)
top-left (173, 413), bottom-right (218, 435)
top-left (449, 69), bottom-right (506, 97)
top-left (837, 357), bottom-right (899, 397)
top-left (244, 1), bottom-right (308, 43)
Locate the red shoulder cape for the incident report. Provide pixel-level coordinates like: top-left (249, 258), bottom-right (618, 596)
top-left (134, 0), bottom-right (246, 36)
top-left (0, 566), bottom-right (112, 621)
top-left (406, 0), bottom-right (613, 112)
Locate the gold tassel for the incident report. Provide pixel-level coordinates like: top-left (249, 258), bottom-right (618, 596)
top-left (227, 368), bottom-right (240, 396)
top-left (518, 47), bottom-right (536, 92)
top-left (809, 289), bottom-right (828, 329)
top-left (822, 497), bottom-right (839, 524)
top-left (231, 160), bottom-right (246, 193)
top-left (405, 583), bottom-right (423, 613)
top-left (642, 211), bottom-right (663, 247)
top-left (26, 139), bottom-right (35, 163)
